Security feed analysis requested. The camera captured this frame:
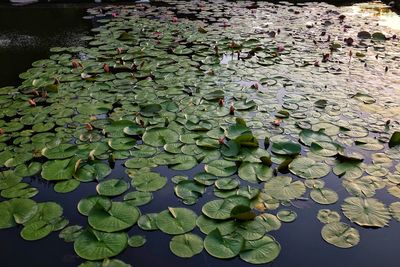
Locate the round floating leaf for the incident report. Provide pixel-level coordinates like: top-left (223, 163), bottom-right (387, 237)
top-left (277, 210), bottom-right (297, 223)
top-left (131, 172), bottom-right (167, 192)
top-left (1, 182), bottom-right (38, 199)
top-left (263, 176), bottom-right (306, 201)
top-left (108, 137), bottom-right (136, 151)
top-left (310, 141), bottom-right (340, 157)
top-left (196, 215), bottom-right (237, 235)
top-left (389, 202), bottom-right (400, 222)
top-left (20, 220), bottom-right (53, 241)
top-left (74, 162), bottom-right (111, 182)
top-left (289, 157), bottom-right (330, 179)
top-left (235, 220), bottom-right (266, 240)
top-left (54, 179), bottom-right (80, 193)
top-left (41, 157), bottom-right (79, 181)
top-left (96, 179), bottom-right (129, 197)
top-left (299, 129), bottom-right (332, 146)
top-left (174, 180), bottom-right (205, 205)
top-left (128, 235), bottom-right (146, 248)
top-left (342, 197), bottom-right (390, 228)
top-left (123, 191), bottom-right (153, 206)
top-left (202, 196), bottom-right (250, 220)
top-left (204, 229), bottom-right (244, 259)
top-left (310, 188), bottom-right (338, 205)
top-left (59, 225), bottom-right (83, 242)
top-left (321, 222), bottom-right (360, 248)
top-left (256, 214), bottom-right (281, 232)
top-left (156, 207), bottom-right (197, 235)
top-left (74, 229), bottom-right (128, 261)
top-left (215, 178), bottom-right (239, 190)
top-left (205, 160), bottom-right (237, 177)
top-left (0, 198), bottom-right (38, 228)
top-left (42, 144), bottom-right (78, 159)
top-left (0, 170), bottom-right (23, 190)
top-left (125, 158), bottom-right (156, 169)
top-left (239, 235), bottom-right (281, 264)
top-left (14, 162), bottom-right (42, 177)
top-left (88, 202), bottom-right (140, 232)
top-left (78, 195), bottom-right (112, 216)
top-left (138, 213), bottom-right (158, 231)
top-left (271, 141), bottom-right (301, 156)
top-left (317, 209), bottom-right (341, 224)
top-left (142, 127), bottom-right (179, 147)
top-left (238, 162), bottom-right (273, 183)
top-left (169, 233), bottom-right (203, 258)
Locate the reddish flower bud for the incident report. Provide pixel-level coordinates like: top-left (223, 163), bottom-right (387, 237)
top-left (28, 99), bottom-right (36, 107)
top-left (218, 136), bottom-right (225, 145)
top-left (273, 119), bottom-right (281, 126)
top-left (72, 60), bottom-right (80, 69)
top-left (103, 63), bottom-right (110, 73)
top-left (85, 123), bottom-right (93, 131)
top-left (229, 104), bottom-right (235, 115)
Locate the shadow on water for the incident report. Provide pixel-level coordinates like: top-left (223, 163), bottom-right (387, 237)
top-left (1, 1), bottom-right (400, 267)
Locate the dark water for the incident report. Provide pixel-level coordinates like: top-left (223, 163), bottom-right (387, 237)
top-left (0, 3), bottom-right (91, 87)
top-left (1, 2), bottom-right (400, 267)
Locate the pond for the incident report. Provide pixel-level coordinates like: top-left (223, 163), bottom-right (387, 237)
top-left (0, 1), bottom-right (400, 267)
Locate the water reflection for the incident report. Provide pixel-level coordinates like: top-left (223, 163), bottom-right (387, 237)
top-left (349, 1), bottom-right (400, 30)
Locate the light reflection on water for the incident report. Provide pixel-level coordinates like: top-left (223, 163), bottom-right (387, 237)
top-left (348, 1), bottom-right (400, 31)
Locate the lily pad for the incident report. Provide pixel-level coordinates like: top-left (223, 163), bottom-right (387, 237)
top-left (342, 197), bottom-right (390, 228)
top-left (239, 235), bottom-right (281, 264)
top-left (169, 233), bottom-right (203, 258)
top-left (156, 207), bottom-right (197, 235)
top-left (74, 229), bottom-right (128, 261)
top-left (321, 222), bottom-right (360, 248)
top-left (204, 229), bottom-right (244, 259)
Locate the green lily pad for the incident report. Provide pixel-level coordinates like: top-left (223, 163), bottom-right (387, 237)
top-left (239, 235), bottom-right (281, 264)
top-left (0, 198), bottom-right (38, 229)
top-left (271, 140), bottom-right (301, 156)
top-left (131, 172), bottom-right (167, 192)
top-left (78, 195), bottom-right (112, 216)
top-left (389, 132), bottom-right (400, 148)
top-left (156, 207), bottom-right (197, 235)
top-left (205, 160), bottom-right (238, 177)
top-left (277, 209), bottom-right (297, 223)
top-left (128, 235), bottom-right (146, 248)
top-left (289, 157), bottom-right (330, 179)
top-left (20, 220), bottom-right (53, 241)
top-left (299, 129), bottom-right (332, 146)
top-left (389, 202), bottom-right (400, 222)
top-left (202, 196), bottom-right (250, 220)
top-left (96, 179), bottom-right (129, 196)
top-left (138, 213), bottom-right (159, 231)
top-left (142, 127), bottom-right (179, 147)
top-left (310, 188), bottom-right (338, 205)
top-left (204, 229), bottom-right (244, 259)
top-left (123, 191), bottom-right (153, 206)
top-left (41, 157), bottom-right (79, 181)
top-left (169, 233), bottom-right (203, 258)
top-left (342, 197), bottom-right (390, 228)
top-left (263, 176), bottom-right (306, 201)
top-left (88, 202), bottom-right (140, 232)
top-left (321, 222), bottom-right (360, 248)
top-left (74, 229), bottom-right (128, 261)
top-left (59, 225), bottom-right (84, 242)
top-left (42, 144), bottom-right (78, 159)
top-left (54, 179), bottom-right (80, 193)
top-left (317, 209), bottom-right (341, 224)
